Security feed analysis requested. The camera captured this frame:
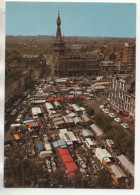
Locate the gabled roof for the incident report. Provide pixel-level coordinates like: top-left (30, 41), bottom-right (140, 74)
top-left (117, 154), bottom-right (134, 177)
top-left (110, 164), bottom-right (126, 179)
top-left (82, 129), bottom-right (93, 137)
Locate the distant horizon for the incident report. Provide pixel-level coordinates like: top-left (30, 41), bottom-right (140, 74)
top-left (6, 34), bottom-right (136, 39)
top-left (6, 2), bottom-right (136, 38)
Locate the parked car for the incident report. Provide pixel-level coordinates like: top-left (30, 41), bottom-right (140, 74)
top-left (23, 101), bottom-right (27, 105)
top-left (109, 113), bottom-right (115, 118)
top-left (121, 123), bottom-right (129, 129)
top-left (16, 114), bottom-right (23, 122)
top-left (23, 91), bottom-right (28, 97)
top-left (114, 117), bottom-right (121, 123)
top-left (17, 98), bottom-right (22, 102)
top-left (13, 101), bottom-right (19, 106)
top-left (103, 109), bottom-right (109, 114)
top-left (10, 109), bottom-right (17, 116)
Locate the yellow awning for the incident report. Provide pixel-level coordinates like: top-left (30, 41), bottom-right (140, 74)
top-left (14, 134), bottom-right (20, 140)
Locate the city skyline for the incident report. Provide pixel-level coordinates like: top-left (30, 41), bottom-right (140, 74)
top-left (6, 2), bottom-right (136, 38)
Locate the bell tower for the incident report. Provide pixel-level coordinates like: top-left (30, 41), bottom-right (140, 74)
top-left (53, 10), bottom-right (65, 55)
top-left (53, 10), bottom-right (65, 76)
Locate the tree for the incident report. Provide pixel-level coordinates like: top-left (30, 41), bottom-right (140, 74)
top-left (94, 114), bottom-right (112, 133)
top-left (6, 50), bottom-right (22, 65)
top-left (86, 107), bottom-right (94, 116)
top-left (71, 170), bottom-right (83, 188)
top-left (75, 98), bottom-right (84, 107)
top-left (51, 170), bottom-right (66, 187)
top-left (95, 168), bottom-right (113, 189)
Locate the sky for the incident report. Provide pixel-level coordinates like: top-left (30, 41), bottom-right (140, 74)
top-left (6, 2), bottom-right (136, 37)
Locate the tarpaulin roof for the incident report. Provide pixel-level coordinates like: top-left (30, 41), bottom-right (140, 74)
top-left (45, 143), bottom-right (52, 151)
top-left (82, 129), bottom-right (93, 137)
top-left (117, 154), bottom-right (134, 177)
top-left (57, 139), bottom-right (66, 146)
top-left (64, 162), bottom-right (78, 173)
top-left (90, 124), bottom-right (103, 137)
top-left (81, 114), bottom-right (90, 122)
top-left (89, 94), bottom-right (94, 97)
top-left (26, 117), bottom-right (32, 120)
top-left (12, 134), bottom-right (22, 141)
top-left (28, 123), bottom-right (39, 127)
top-left (78, 96), bottom-right (84, 99)
top-left (46, 98), bottom-right (55, 102)
top-left (57, 148), bottom-right (69, 155)
top-left (110, 164), bottom-right (126, 179)
top-left (102, 83), bottom-right (109, 86)
top-left (53, 141), bottom-right (59, 148)
top-left (47, 89), bottom-right (54, 92)
top-left (68, 97), bottom-right (75, 100)
top-left (53, 140), bottom-right (67, 148)
top-left (61, 144), bottom-right (67, 148)
top-left (61, 154), bottom-right (74, 163)
top-left (55, 98), bottom-right (63, 101)
top-left (37, 143), bottom-right (43, 151)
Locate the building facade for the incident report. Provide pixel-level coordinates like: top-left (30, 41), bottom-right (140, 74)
top-left (109, 75), bottom-right (135, 119)
top-left (22, 54), bottom-right (46, 80)
top-left (124, 93), bottom-right (135, 119)
top-left (120, 43), bottom-right (136, 74)
top-left (5, 69), bottom-right (31, 105)
top-left (99, 61), bottom-right (119, 75)
top-left (53, 12), bottom-right (118, 77)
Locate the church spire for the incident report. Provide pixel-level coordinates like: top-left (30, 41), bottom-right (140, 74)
top-left (56, 9), bottom-right (62, 42)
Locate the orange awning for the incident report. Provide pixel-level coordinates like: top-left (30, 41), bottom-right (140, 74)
top-left (78, 96), bottom-right (85, 99)
top-left (28, 123), bottom-right (39, 127)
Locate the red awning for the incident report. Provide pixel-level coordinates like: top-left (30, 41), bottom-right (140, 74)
top-left (46, 98), bottom-right (55, 102)
top-left (64, 162), bottom-right (78, 173)
top-left (78, 96), bottom-right (84, 99)
top-left (57, 148), bottom-right (70, 156)
top-left (102, 83), bottom-right (109, 86)
top-left (28, 123), bottom-right (39, 127)
top-left (61, 154), bottom-right (74, 163)
top-left (68, 97), bottom-right (75, 100)
top-left (55, 98), bottom-right (63, 101)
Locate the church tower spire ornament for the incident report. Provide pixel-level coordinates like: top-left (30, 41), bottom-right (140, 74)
top-left (56, 8), bottom-right (62, 42)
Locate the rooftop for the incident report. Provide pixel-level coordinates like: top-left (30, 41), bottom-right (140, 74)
top-left (124, 75), bottom-right (135, 84)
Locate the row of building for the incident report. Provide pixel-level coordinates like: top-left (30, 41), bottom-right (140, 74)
top-left (53, 12), bottom-right (136, 77)
top-left (5, 69), bottom-right (31, 105)
top-left (5, 54), bottom-right (47, 106)
top-left (109, 74), bottom-right (135, 122)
